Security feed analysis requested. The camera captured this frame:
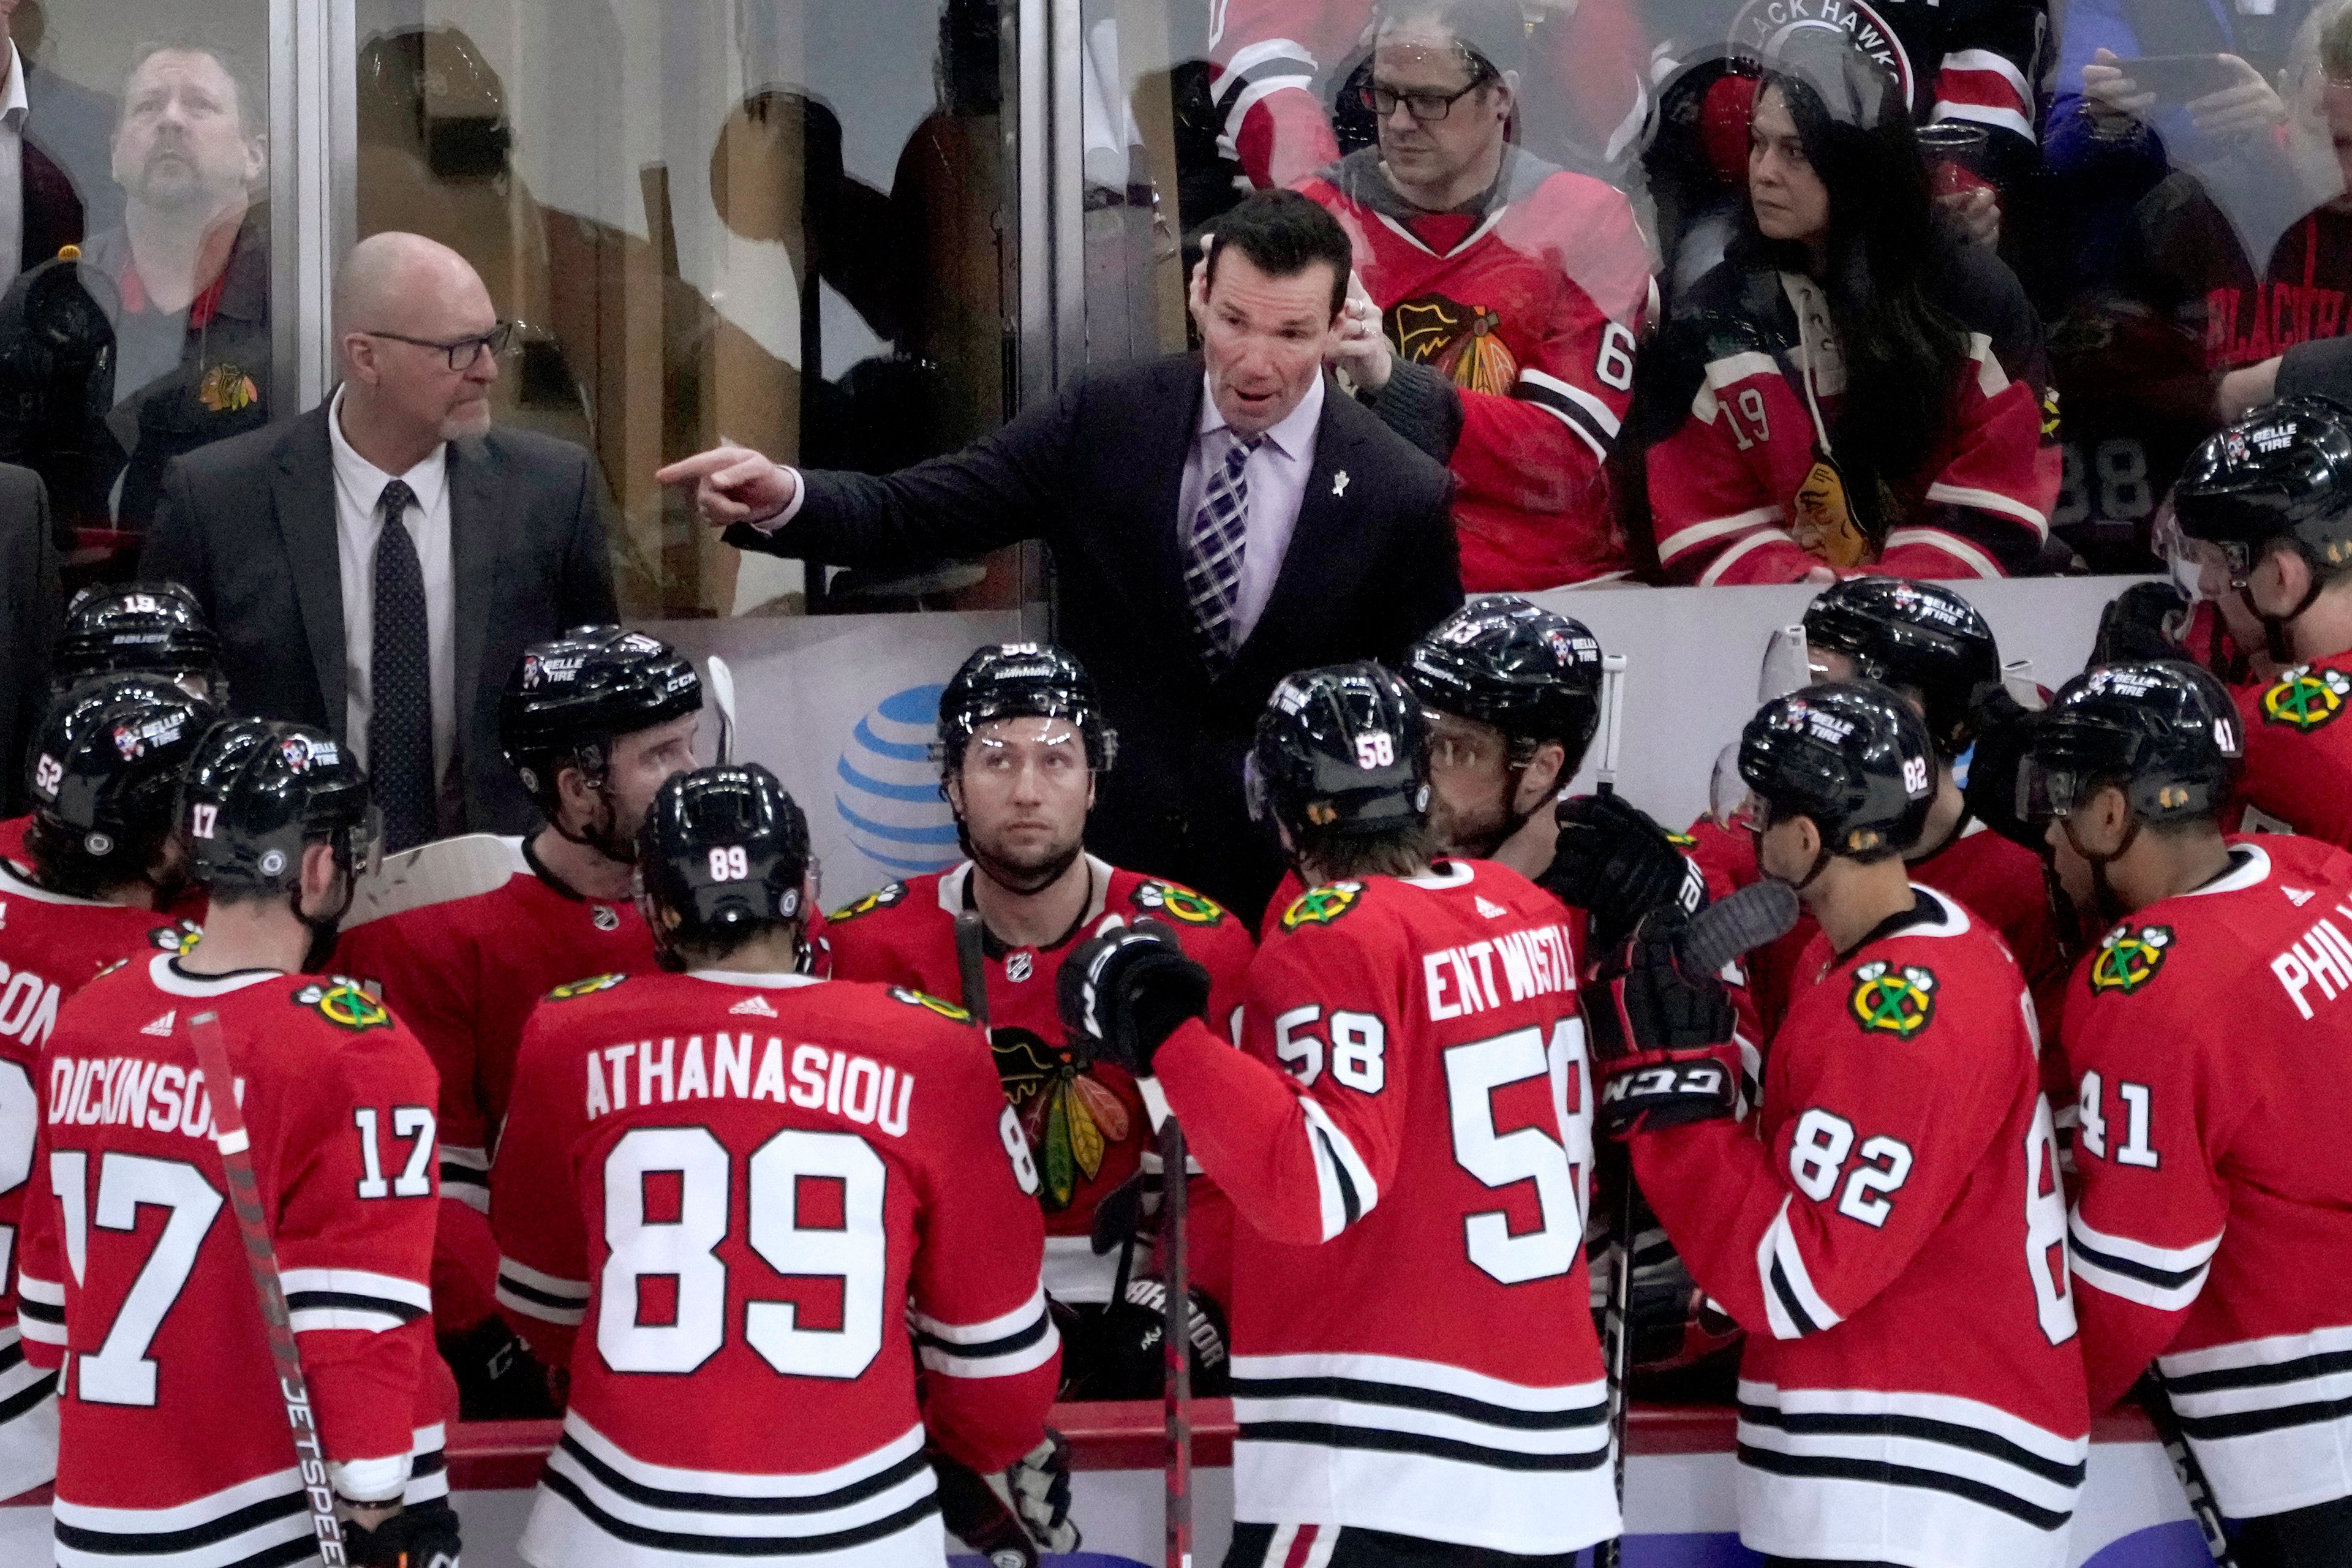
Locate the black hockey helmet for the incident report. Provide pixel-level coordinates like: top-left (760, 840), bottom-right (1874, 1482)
top-left (2020, 662), bottom-right (2241, 827)
top-left (1247, 662), bottom-right (1431, 840)
top-left (637, 764), bottom-right (811, 962)
top-left (499, 626), bottom-right (703, 817)
top-left (2174, 398), bottom-right (2352, 575)
top-left (26, 674), bottom-right (222, 880)
top-left (933, 643), bottom-right (1117, 772)
top-left (1802, 578), bottom-right (2000, 758)
top-left (1738, 680), bottom-right (1935, 858)
top-left (51, 581), bottom-right (226, 699)
top-left (1402, 595), bottom-right (1603, 763)
top-left (179, 718), bottom-right (378, 900)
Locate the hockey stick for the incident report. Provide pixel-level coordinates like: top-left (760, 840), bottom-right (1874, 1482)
top-left (342, 834), bottom-right (517, 929)
top-left (2141, 1370), bottom-right (2239, 1566)
top-left (186, 1010), bottom-right (351, 1568)
top-left (1593, 650), bottom-right (1633, 1568)
top-left (708, 655), bottom-right (738, 766)
top-left (1159, 1110), bottom-right (1194, 1568)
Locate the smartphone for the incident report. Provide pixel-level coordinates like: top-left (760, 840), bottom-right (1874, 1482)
top-left (2110, 53), bottom-right (2245, 102)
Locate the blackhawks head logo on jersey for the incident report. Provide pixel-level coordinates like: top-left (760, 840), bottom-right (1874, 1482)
top-left (2261, 666), bottom-right (2350, 732)
top-left (148, 921), bottom-right (200, 957)
top-left (294, 978), bottom-right (390, 1033)
top-left (1282, 881), bottom-right (1364, 931)
top-left (829, 882), bottom-right (909, 924)
top-left (1850, 960), bottom-right (1937, 1039)
top-left (548, 972), bottom-right (628, 1001)
top-left (887, 986), bottom-right (970, 1023)
top-left (990, 1025), bottom-right (1129, 1213)
top-left (1130, 881), bottom-right (1227, 927)
top-left (1388, 294), bottom-right (1519, 395)
top-left (2090, 925), bottom-right (2173, 995)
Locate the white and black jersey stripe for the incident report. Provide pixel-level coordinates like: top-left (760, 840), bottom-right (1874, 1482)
top-left (2158, 1326), bottom-right (2352, 1517)
top-left (1515, 369), bottom-right (1620, 465)
top-left (521, 1412), bottom-right (943, 1567)
top-left (15, 1271), bottom-right (63, 1351)
top-left (909, 1283), bottom-right (1058, 1379)
top-left (1229, 1352), bottom-right (1618, 1555)
top-left (1212, 38), bottom-right (1317, 155)
top-left (1297, 1099), bottom-right (1379, 1242)
top-left (0, 1322), bottom-right (56, 1498)
top-left (497, 1257), bottom-right (591, 1327)
top-left (439, 1143), bottom-right (489, 1214)
top-left (2068, 1210), bottom-right (2220, 1313)
top-left (1733, 1381), bottom-right (2086, 1568)
top-left (280, 1269), bottom-right (431, 1336)
top-left (52, 1425), bottom-right (443, 1568)
top-left (1756, 1196), bottom-right (1844, 1341)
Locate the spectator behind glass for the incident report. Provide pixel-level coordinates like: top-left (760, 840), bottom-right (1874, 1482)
top-left (1637, 53), bottom-right (2060, 586)
top-left (1300, 0), bottom-right (1651, 590)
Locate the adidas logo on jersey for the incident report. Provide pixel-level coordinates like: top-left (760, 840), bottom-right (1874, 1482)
top-left (729, 995), bottom-right (779, 1017)
top-left (1476, 895), bottom-right (1508, 919)
top-left (2286, 886), bottom-right (2317, 907)
top-left (140, 1011), bottom-right (176, 1038)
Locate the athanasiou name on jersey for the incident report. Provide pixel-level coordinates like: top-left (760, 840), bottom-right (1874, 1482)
top-left (47, 1052), bottom-right (243, 1139)
top-left (1423, 921), bottom-right (1577, 1022)
top-left (584, 1032), bottom-right (914, 1137)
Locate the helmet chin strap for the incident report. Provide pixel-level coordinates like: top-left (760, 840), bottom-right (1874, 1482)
top-left (1750, 826), bottom-right (1833, 893)
top-left (2236, 565), bottom-right (2324, 666)
top-left (550, 780), bottom-right (639, 865)
top-left (294, 852), bottom-right (360, 973)
top-left (2060, 813), bottom-right (2139, 929)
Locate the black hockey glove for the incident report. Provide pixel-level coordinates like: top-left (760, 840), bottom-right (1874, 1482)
top-left (341, 1499), bottom-right (462, 1568)
top-left (1543, 793), bottom-right (1707, 949)
top-left (1583, 918), bottom-right (1740, 1138)
top-left (442, 1315), bottom-right (560, 1420)
top-left (931, 1433), bottom-right (1082, 1568)
top-left (1961, 688), bottom-right (2043, 851)
top-left (1058, 919), bottom-right (1210, 1076)
top-left (2092, 580), bottom-right (2190, 665)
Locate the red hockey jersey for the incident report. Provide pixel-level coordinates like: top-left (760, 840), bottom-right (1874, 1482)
top-left (18, 954), bottom-right (448, 1561)
top-left (336, 837), bottom-right (652, 1330)
top-left (1646, 258), bottom-right (2060, 585)
top-left (1154, 860), bottom-right (1616, 1554)
top-left (2062, 837), bottom-right (2352, 1518)
top-left (1299, 148), bottom-right (1651, 589)
top-left (2229, 653), bottom-right (2352, 848)
top-left (490, 968), bottom-right (1059, 1568)
top-left (825, 857), bottom-right (1253, 1305)
top-left (1630, 887), bottom-right (2087, 1566)
top-left (0, 862), bottom-right (203, 1496)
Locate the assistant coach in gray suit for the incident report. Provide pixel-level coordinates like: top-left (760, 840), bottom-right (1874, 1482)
top-left (143, 233), bottom-right (616, 845)
top-left (0, 462), bottom-right (57, 812)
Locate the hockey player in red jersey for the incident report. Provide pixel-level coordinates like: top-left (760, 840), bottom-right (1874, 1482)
top-left (491, 764), bottom-right (1072, 1567)
top-left (2021, 662), bottom-right (2352, 1564)
top-left (0, 674), bottom-right (219, 1498)
top-left (826, 644), bottom-right (1251, 1387)
top-left (336, 624), bottom-right (701, 1414)
top-left (0, 582), bottom-right (230, 871)
top-left (1063, 662), bottom-right (1619, 1564)
top-left (1597, 682), bottom-right (2088, 1566)
top-left (1296, 0), bottom-right (1650, 590)
top-left (2173, 400), bottom-right (2352, 848)
top-left (17, 717), bottom-right (458, 1567)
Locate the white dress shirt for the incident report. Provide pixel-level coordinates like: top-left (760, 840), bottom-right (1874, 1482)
top-left (0, 43), bottom-right (31, 288)
top-left (1175, 370), bottom-right (1322, 647)
top-left (328, 385), bottom-right (457, 790)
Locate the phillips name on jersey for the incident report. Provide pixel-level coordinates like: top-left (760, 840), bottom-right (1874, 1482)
top-left (2063, 835), bottom-right (2352, 1520)
top-left (1153, 859), bottom-right (1617, 1556)
top-left (1629, 887), bottom-right (2089, 1567)
top-left (17, 952), bottom-right (450, 1566)
top-left (490, 967), bottom-right (1060, 1568)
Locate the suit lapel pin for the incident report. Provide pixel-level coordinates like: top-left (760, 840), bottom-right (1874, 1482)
top-left (1332, 470), bottom-right (1350, 498)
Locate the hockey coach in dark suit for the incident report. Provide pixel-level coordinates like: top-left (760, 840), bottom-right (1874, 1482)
top-left (662, 191), bottom-right (1462, 921)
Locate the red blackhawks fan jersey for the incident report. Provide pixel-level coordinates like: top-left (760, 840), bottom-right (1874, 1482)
top-left (1630, 887), bottom-right (2087, 1566)
top-left (2062, 837), bottom-right (2352, 1518)
top-left (1153, 860), bottom-right (1616, 1554)
top-left (1299, 147), bottom-right (1652, 589)
top-left (825, 857), bottom-right (1253, 1305)
top-left (0, 862), bottom-right (203, 1497)
top-left (336, 835), bottom-right (652, 1331)
top-left (489, 967), bottom-right (1059, 1568)
top-left (2228, 653), bottom-right (2352, 847)
top-left (1646, 257), bottom-right (2060, 585)
top-left (18, 953), bottom-right (451, 1563)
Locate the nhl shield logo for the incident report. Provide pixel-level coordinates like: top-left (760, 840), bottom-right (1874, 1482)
top-left (1849, 961), bottom-right (1936, 1040)
top-left (2090, 925), bottom-right (2172, 995)
top-left (1005, 951), bottom-right (1035, 983)
top-left (590, 903), bottom-right (621, 932)
top-left (2261, 666), bottom-right (2350, 732)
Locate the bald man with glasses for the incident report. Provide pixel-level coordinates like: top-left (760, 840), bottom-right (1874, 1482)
top-left (144, 230), bottom-right (617, 846)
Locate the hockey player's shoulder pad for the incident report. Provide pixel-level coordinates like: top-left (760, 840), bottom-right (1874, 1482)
top-left (828, 880), bottom-right (910, 924)
top-left (149, 919), bottom-right (200, 956)
top-left (1845, 958), bottom-right (1941, 1042)
top-left (2256, 663), bottom-right (2351, 734)
top-left (2084, 922), bottom-right (2176, 1000)
top-left (545, 971), bottom-right (630, 1001)
top-left (292, 974), bottom-right (393, 1034)
top-left (888, 985), bottom-right (970, 1023)
top-left (1278, 880), bottom-right (1366, 932)
top-left (1128, 879), bottom-right (1229, 929)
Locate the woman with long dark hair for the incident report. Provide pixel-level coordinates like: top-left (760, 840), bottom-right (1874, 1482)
top-left (1640, 54), bottom-right (2060, 585)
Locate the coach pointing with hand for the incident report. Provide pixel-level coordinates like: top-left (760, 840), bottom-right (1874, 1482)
top-left (660, 190), bottom-right (1461, 920)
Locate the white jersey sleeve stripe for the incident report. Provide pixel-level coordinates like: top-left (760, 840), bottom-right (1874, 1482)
top-left (497, 1257), bottom-right (591, 1326)
top-left (2069, 1208), bottom-right (2219, 1312)
top-left (1298, 1097), bottom-right (1379, 1239)
top-left (1757, 1198), bottom-right (1842, 1341)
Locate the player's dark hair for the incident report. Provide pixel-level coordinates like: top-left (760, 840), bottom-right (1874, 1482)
top-left (1298, 818), bottom-right (1442, 881)
top-left (1373, 0), bottom-right (1528, 80)
top-left (1732, 62), bottom-right (1967, 508)
top-left (22, 813), bottom-right (140, 900)
top-left (1203, 190), bottom-right (1353, 322)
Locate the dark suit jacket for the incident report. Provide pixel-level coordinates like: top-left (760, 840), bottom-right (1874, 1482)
top-left (141, 404), bottom-right (619, 834)
top-left (729, 353), bottom-right (1461, 919)
top-left (0, 461), bottom-right (55, 812)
